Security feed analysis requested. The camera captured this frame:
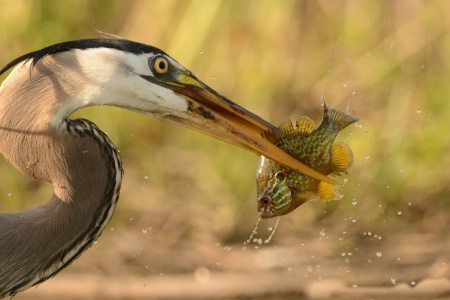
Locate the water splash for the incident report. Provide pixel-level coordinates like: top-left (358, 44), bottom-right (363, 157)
top-left (243, 217), bottom-right (281, 249)
top-left (264, 217), bottom-right (281, 244)
top-left (245, 217), bottom-right (261, 245)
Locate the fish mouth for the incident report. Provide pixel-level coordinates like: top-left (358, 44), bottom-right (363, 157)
top-left (258, 209), bottom-right (277, 219)
top-left (259, 213), bottom-right (272, 219)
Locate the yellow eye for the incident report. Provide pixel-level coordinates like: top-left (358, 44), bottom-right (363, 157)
top-left (151, 56), bottom-right (169, 74)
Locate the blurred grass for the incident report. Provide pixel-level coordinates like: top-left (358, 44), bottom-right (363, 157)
top-left (1, 0), bottom-right (450, 295)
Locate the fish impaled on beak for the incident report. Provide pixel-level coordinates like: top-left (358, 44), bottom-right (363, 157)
top-left (159, 72), bottom-right (337, 185)
top-left (256, 101), bottom-right (359, 218)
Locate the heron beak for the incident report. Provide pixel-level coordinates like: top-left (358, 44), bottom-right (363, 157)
top-left (152, 71), bottom-right (335, 185)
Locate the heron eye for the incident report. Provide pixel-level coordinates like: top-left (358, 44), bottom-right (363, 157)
top-left (151, 56), bottom-right (170, 74)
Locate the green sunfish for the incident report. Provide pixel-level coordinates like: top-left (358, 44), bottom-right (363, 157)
top-left (256, 101), bottom-right (359, 219)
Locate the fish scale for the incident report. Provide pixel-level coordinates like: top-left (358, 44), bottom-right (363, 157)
top-left (256, 101), bottom-right (359, 219)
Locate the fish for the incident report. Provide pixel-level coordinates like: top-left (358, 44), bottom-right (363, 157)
top-left (256, 100), bottom-right (359, 219)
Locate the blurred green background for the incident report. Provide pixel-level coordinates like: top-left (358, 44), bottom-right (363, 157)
top-left (1, 0), bottom-right (449, 299)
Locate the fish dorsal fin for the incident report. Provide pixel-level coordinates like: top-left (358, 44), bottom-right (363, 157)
top-left (331, 142), bottom-right (354, 174)
top-left (295, 116), bottom-right (316, 134)
top-left (264, 119), bottom-right (295, 142)
top-left (262, 119), bottom-right (295, 143)
top-left (318, 182), bottom-right (343, 201)
top-left (277, 119), bottom-right (295, 135)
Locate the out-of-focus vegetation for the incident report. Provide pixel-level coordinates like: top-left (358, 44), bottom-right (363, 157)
top-left (1, 0), bottom-right (450, 297)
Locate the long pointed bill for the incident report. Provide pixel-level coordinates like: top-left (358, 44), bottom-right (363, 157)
top-left (149, 71), bottom-right (335, 185)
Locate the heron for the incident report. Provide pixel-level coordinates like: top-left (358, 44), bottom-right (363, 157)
top-left (0, 38), bottom-right (333, 297)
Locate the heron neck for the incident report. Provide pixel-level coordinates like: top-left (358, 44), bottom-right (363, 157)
top-left (0, 118), bottom-right (123, 297)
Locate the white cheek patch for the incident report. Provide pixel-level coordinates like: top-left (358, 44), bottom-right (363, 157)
top-left (52, 47), bottom-right (190, 125)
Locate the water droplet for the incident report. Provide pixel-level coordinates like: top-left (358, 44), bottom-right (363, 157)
top-left (199, 51), bottom-right (203, 55)
top-left (268, 226), bottom-right (273, 231)
top-left (144, 176), bottom-right (148, 180)
top-left (353, 284), bottom-right (358, 288)
top-left (352, 199), bottom-right (357, 205)
top-left (342, 83), bottom-right (347, 87)
top-left (391, 277), bottom-right (396, 285)
top-left (223, 246), bottom-right (233, 252)
top-left (216, 261), bottom-right (221, 266)
top-left (7, 192), bottom-right (11, 197)
top-left (110, 227), bottom-right (115, 232)
top-left (307, 266), bottom-right (313, 272)
top-left (376, 252), bottom-right (382, 258)
top-left (319, 229), bottom-right (326, 237)
top-left (142, 229), bottom-right (148, 234)
top-left (416, 109), bottom-right (421, 114)
top-left (344, 257), bottom-right (350, 263)
top-left (410, 281), bottom-right (416, 286)
top-left (397, 211), bottom-right (402, 216)
top-left (212, 75), bottom-right (216, 80)
top-left (399, 169), bottom-right (404, 173)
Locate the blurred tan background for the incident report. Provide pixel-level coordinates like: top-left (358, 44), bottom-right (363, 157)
top-left (1, 0), bottom-right (449, 299)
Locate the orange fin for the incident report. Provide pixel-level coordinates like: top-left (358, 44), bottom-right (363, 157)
top-left (318, 182), bottom-right (342, 201)
top-left (331, 142), bottom-right (354, 174)
top-left (263, 119), bottom-right (294, 142)
top-left (277, 119), bottom-right (296, 136)
top-left (295, 116), bottom-right (316, 134)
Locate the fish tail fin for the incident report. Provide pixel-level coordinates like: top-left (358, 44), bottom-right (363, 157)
top-left (295, 116), bottom-right (316, 134)
top-left (323, 100), bottom-right (360, 130)
top-left (331, 142), bottom-right (354, 174)
top-left (318, 181), bottom-right (343, 201)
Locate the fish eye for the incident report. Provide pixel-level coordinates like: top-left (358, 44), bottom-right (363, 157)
top-left (150, 55), bottom-right (170, 75)
top-left (260, 196), bottom-right (271, 205)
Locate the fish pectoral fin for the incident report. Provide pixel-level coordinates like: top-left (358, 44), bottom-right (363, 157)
top-left (292, 191), bottom-right (320, 206)
top-left (331, 142), bottom-right (354, 174)
top-left (295, 116), bottom-right (316, 134)
top-left (318, 182), bottom-right (343, 201)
